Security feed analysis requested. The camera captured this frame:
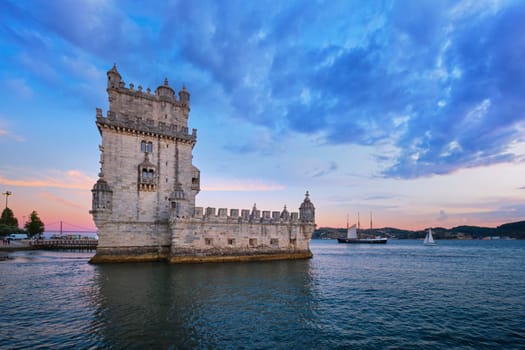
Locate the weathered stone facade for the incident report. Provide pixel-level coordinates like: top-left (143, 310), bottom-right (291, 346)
top-left (90, 65), bottom-right (315, 263)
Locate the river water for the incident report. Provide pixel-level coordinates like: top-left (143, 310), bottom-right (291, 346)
top-left (1, 240), bottom-right (524, 349)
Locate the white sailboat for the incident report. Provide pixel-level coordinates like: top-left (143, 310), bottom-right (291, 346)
top-left (424, 228), bottom-right (437, 245)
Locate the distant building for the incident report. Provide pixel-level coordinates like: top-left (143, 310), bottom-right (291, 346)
top-left (90, 65), bottom-right (315, 263)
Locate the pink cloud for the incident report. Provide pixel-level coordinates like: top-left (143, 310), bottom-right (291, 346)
top-left (40, 191), bottom-right (86, 210)
top-left (0, 169), bottom-right (94, 190)
top-left (0, 128), bottom-right (25, 142)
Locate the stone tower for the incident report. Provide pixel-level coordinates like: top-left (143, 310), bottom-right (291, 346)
top-left (90, 66), bottom-right (314, 264)
top-left (90, 65), bottom-right (200, 262)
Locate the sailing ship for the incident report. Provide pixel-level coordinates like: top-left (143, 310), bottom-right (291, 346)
top-left (337, 213), bottom-right (388, 244)
top-left (424, 228), bottom-right (437, 245)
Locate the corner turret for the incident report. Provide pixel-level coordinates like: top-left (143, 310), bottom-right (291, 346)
top-left (107, 64), bottom-right (121, 89)
top-left (90, 178), bottom-right (113, 225)
top-left (179, 84), bottom-right (190, 108)
top-left (169, 182), bottom-right (187, 218)
top-left (157, 78), bottom-right (175, 98)
top-left (299, 191), bottom-right (315, 223)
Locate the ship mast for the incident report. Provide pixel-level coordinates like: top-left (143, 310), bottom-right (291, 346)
top-left (346, 214), bottom-right (349, 239)
top-left (357, 212), bottom-right (361, 239)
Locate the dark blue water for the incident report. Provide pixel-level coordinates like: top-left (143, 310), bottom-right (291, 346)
top-left (1, 240), bottom-right (524, 349)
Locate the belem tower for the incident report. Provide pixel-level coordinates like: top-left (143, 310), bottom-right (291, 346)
top-left (90, 65), bottom-right (315, 263)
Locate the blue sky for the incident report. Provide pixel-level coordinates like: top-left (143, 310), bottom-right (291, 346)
top-left (1, 0), bottom-right (525, 231)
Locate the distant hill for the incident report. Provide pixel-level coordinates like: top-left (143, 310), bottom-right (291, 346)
top-left (497, 221), bottom-right (525, 239)
top-left (313, 220), bottom-right (525, 240)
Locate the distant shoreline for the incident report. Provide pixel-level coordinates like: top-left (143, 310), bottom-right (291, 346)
top-left (314, 221), bottom-right (525, 240)
top-left (312, 237), bottom-right (521, 240)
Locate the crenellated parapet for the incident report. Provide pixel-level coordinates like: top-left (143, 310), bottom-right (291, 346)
top-left (187, 205), bottom-right (300, 224)
top-left (95, 107), bottom-right (197, 143)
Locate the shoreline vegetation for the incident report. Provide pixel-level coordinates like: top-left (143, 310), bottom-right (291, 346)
top-left (314, 220), bottom-right (525, 240)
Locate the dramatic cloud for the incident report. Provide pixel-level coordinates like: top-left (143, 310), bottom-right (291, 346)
top-left (2, 0), bottom-right (525, 181)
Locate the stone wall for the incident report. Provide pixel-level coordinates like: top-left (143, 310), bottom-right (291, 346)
top-left (90, 221), bottom-right (171, 263)
top-left (168, 205), bottom-right (314, 263)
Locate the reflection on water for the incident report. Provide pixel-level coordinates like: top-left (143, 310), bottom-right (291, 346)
top-left (1, 240), bottom-right (525, 349)
top-left (94, 260), bottom-right (316, 349)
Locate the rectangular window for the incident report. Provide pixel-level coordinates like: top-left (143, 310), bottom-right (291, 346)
top-left (270, 238), bottom-right (279, 246)
top-left (205, 238), bottom-right (212, 245)
top-left (249, 238), bottom-right (257, 247)
top-left (228, 238), bottom-right (235, 245)
top-left (141, 141), bottom-right (153, 153)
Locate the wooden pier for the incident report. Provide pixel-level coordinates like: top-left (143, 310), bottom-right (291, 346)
top-left (30, 239), bottom-right (98, 251)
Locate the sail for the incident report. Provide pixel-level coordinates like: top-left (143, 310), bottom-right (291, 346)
top-left (347, 224), bottom-right (357, 239)
top-left (424, 228), bottom-right (435, 244)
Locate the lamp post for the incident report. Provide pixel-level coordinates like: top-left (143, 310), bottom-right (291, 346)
top-left (2, 191), bottom-right (11, 209)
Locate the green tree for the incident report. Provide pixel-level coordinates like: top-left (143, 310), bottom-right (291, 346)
top-left (0, 208), bottom-right (20, 237)
top-left (25, 210), bottom-right (45, 237)
top-left (0, 207), bottom-right (18, 227)
top-left (0, 224), bottom-right (16, 236)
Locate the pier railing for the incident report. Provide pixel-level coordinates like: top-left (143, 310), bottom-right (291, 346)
top-left (30, 239), bottom-right (98, 251)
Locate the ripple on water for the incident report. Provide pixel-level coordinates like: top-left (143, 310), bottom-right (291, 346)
top-left (1, 241), bottom-right (524, 349)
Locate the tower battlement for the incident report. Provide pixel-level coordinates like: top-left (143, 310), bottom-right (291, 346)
top-left (183, 205), bottom-right (305, 224)
top-left (106, 64), bottom-right (189, 108)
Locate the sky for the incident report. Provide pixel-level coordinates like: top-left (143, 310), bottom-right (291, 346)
top-left (1, 0), bottom-right (525, 232)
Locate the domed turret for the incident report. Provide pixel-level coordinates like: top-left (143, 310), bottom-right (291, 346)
top-left (91, 178), bottom-right (113, 214)
top-left (107, 64), bottom-right (121, 89)
top-left (156, 78), bottom-right (175, 98)
top-left (179, 84), bottom-right (190, 107)
top-left (280, 205), bottom-right (290, 221)
top-left (299, 191), bottom-right (315, 223)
